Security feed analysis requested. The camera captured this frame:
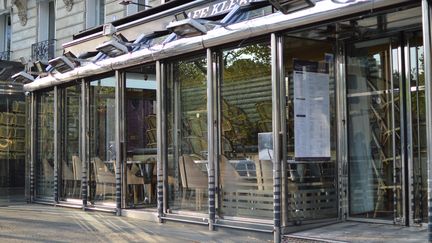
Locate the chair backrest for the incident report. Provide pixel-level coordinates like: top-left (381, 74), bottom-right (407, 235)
top-left (92, 157), bottom-right (115, 184)
top-left (72, 155), bottom-right (82, 181)
top-left (42, 159), bottom-right (54, 178)
top-left (145, 114), bottom-right (157, 129)
top-left (62, 161), bottom-right (74, 180)
top-left (220, 156), bottom-right (253, 191)
top-left (187, 136), bottom-right (207, 156)
top-left (179, 155), bottom-right (208, 189)
top-left (127, 163), bottom-right (143, 185)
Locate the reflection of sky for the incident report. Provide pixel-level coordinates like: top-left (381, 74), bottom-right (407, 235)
top-left (90, 74), bottom-right (157, 90)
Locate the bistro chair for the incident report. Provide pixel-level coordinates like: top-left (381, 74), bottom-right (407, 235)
top-left (42, 159), bottom-right (54, 195)
top-left (62, 161), bottom-right (74, 197)
top-left (92, 157), bottom-right (116, 200)
top-left (72, 155), bottom-right (82, 197)
top-left (178, 154), bottom-right (208, 210)
top-left (127, 163), bottom-right (145, 206)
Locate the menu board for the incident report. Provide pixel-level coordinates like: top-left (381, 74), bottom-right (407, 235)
top-left (293, 60), bottom-right (330, 160)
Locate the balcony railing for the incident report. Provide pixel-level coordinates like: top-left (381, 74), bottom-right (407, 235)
top-left (31, 39), bottom-right (55, 62)
top-left (0, 51), bottom-right (11, 61)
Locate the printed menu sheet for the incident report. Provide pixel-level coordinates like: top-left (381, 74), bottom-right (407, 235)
top-left (293, 61), bottom-right (331, 160)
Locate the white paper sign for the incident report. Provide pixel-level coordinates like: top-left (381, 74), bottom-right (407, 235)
top-left (294, 70), bottom-right (330, 159)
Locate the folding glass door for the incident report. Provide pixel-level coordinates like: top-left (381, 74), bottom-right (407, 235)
top-left (123, 64), bottom-right (158, 208)
top-left (346, 6), bottom-right (425, 224)
top-left (166, 55), bottom-right (209, 213)
top-left (59, 84), bottom-right (82, 202)
top-left (216, 42), bottom-right (273, 220)
top-left (282, 34), bottom-right (338, 226)
top-left (35, 90), bottom-right (55, 200)
top-left (0, 91), bottom-right (25, 202)
top-left (88, 76), bottom-right (117, 207)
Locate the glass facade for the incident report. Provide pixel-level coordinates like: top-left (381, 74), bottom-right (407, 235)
top-left (167, 55), bottom-right (208, 213)
top-left (125, 65), bottom-right (157, 208)
top-left (24, 1), bottom-right (432, 238)
top-left (219, 43), bottom-right (273, 219)
top-left (283, 35), bottom-right (338, 222)
top-left (88, 76), bottom-right (116, 206)
top-left (0, 92), bottom-right (25, 202)
top-left (60, 84), bottom-right (81, 201)
top-left (36, 90), bottom-right (55, 199)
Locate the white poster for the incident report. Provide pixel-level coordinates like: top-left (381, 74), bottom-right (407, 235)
top-left (294, 70), bottom-right (330, 159)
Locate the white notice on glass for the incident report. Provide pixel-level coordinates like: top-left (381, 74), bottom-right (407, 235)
top-left (294, 71), bottom-right (330, 159)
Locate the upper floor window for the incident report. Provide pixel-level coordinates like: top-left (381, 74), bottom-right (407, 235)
top-left (0, 14), bottom-right (11, 60)
top-left (38, 0), bottom-right (56, 42)
top-left (86, 0), bottom-right (105, 28)
top-left (126, 0), bottom-right (163, 16)
top-left (32, 0), bottom-right (55, 62)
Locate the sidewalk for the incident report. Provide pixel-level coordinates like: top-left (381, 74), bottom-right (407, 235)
top-left (0, 204), bottom-right (272, 243)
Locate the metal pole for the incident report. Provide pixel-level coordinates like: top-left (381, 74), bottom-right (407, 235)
top-left (53, 86), bottom-right (59, 203)
top-left (422, 1), bottom-right (432, 241)
top-left (81, 79), bottom-right (88, 209)
top-left (336, 27), bottom-right (348, 220)
top-left (271, 33), bottom-right (282, 243)
top-left (156, 60), bottom-right (165, 221)
top-left (30, 93), bottom-right (35, 202)
top-left (207, 48), bottom-right (216, 231)
top-left (115, 70), bottom-right (122, 216)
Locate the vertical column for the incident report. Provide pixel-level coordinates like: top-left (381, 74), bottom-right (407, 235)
top-left (422, 1), bottom-right (432, 241)
top-left (81, 80), bottom-right (88, 209)
top-left (207, 48), bottom-right (216, 230)
top-left (156, 61), bottom-right (165, 221)
top-left (115, 70), bottom-right (122, 215)
top-left (336, 29), bottom-right (348, 220)
top-left (280, 37), bottom-right (288, 227)
top-left (271, 33), bottom-right (282, 243)
top-left (53, 86), bottom-right (59, 203)
top-left (30, 93), bottom-right (36, 202)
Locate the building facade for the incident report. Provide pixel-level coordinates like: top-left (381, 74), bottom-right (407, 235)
top-left (6, 0), bottom-right (432, 242)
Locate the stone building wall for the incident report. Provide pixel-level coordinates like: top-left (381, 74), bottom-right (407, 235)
top-left (4, 0), bottom-right (166, 63)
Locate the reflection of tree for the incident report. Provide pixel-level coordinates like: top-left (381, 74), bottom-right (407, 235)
top-left (224, 44), bottom-right (271, 82)
top-left (411, 52), bottom-right (425, 120)
top-left (177, 59), bottom-right (206, 86)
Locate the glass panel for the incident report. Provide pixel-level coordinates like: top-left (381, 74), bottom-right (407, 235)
top-left (219, 43), bottom-right (273, 219)
top-left (283, 36), bottom-right (338, 222)
top-left (347, 39), bottom-right (401, 220)
top-left (125, 64), bottom-right (157, 208)
top-left (36, 91), bottom-right (55, 199)
top-left (0, 93), bottom-right (26, 202)
top-left (60, 84), bottom-right (81, 201)
top-left (88, 76), bottom-right (116, 206)
top-left (167, 55), bottom-right (208, 213)
top-left (410, 34), bottom-right (426, 223)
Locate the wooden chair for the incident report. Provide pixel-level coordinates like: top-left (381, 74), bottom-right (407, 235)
top-left (179, 155), bottom-right (208, 210)
top-left (62, 160), bottom-right (74, 197)
top-left (42, 159), bottom-right (54, 196)
top-left (127, 163), bottom-right (145, 205)
top-left (72, 155), bottom-right (82, 197)
top-left (92, 157), bottom-right (115, 200)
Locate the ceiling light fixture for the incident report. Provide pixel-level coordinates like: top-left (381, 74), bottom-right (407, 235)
top-left (12, 71), bottom-right (35, 84)
top-left (96, 39), bottom-right (130, 57)
top-left (48, 52), bottom-right (77, 73)
top-left (166, 18), bottom-right (207, 38)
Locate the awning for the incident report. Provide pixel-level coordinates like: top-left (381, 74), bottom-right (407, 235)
top-left (24, 0), bottom-right (410, 92)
